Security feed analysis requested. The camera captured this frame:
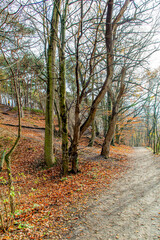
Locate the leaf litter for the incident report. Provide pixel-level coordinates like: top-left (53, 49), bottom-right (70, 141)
top-left (0, 106), bottom-right (132, 239)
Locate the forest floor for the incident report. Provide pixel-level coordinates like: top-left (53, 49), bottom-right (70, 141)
top-left (0, 104), bottom-right (160, 239)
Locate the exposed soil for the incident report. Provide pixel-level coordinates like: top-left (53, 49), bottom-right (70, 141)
top-left (68, 147), bottom-right (160, 240)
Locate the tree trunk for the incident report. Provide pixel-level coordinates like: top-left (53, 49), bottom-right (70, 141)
top-left (146, 78), bottom-right (151, 147)
top-left (70, 99), bottom-right (80, 173)
top-left (44, 0), bottom-right (61, 167)
top-left (95, 121), bottom-right (100, 137)
top-left (102, 99), bottom-right (108, 137)
top-left (69, 139), bottom-right (79, 174)
top-left (69, 0), bottom-right (83, 173)
top-left (101, 107), bottom-right (117, 158)
top-left (153, 114), bottom-right (156, 154)
top-left (88, 73), bottom-right (95, 147)
top-left (101, 65), bottom-right (126, 157)
top-left (2, 52), bottom-right (22, 215)
top-left (59, 1), bottom-right (69, 175)
top-left (88, 120), bottom-right (95, 147)
top-left (115, 124), bottom-right (120, 144)
top-left (54, 100), bottom-right (61, 136)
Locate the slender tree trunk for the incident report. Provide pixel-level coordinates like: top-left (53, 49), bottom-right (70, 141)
top-left (70, 98), bottom-right (80, 173)
top-left (95, 121), bottom-right (100, 137)
top-left (59, 0), bottom-right (69, 175)
top-left (107, 92), bottom-right (112, 134)
top-left (115, 124), bottom-right (120, 144)
top-left (146, 78), bottom-right (151, 147)
top-left (101, 106), bottom-right (117, 158)
top-left (17, 78), bottom-right (24, 118)
top-left (26, 80), bottom-right (29, 108)
top-left (88, 120), bottom-right (95, 147)
top-left (2, 51), bottom-right (21, 215)
top-left (88, 75), bottom-right (95, 147)
top-left (153, 113), bottom-right (156, 154)
top-left (102, 99), bottom-right (107, 137)
top-left (54, 100), bottom-right (61, 136)
top-left (44, 0), bottom-right (61, 167)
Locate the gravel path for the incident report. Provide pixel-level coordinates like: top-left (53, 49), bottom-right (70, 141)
top-left (69, 147), bottom-right (160, 240)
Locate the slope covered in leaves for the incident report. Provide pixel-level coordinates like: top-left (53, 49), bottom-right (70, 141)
top-left (0, 105), bottom-right (133, 239)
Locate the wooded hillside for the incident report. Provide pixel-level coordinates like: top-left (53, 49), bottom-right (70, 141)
top-left (0, 0), bottom-right (160, 238)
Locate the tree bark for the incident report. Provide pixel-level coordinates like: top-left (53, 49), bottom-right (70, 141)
top-left (115, 124), bottom-right (120, 144)
top-left (54, 100), bottom-right (61, 136)
top-left (88, 70), bottom-right (95, 147)
top-left (70, 0), bottom-right (83, 173)
top-left (44, 0), bottom-right (61, 167)
top-left (88, 120), bottom-right (95, 147)
top-left (59, 0), bottom-right (69, 175)
top-left (101, 106), bottom-right (117, 158)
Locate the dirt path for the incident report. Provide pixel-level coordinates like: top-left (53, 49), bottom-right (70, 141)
top-left (68, 147), bottom-right (160, 240)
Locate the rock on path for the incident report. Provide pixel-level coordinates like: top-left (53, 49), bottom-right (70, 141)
top-left (69, 147), bottom-right (160, 240)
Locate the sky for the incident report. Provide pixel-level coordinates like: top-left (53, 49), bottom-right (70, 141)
top-left (149, 50), bottom-right (160, 70)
